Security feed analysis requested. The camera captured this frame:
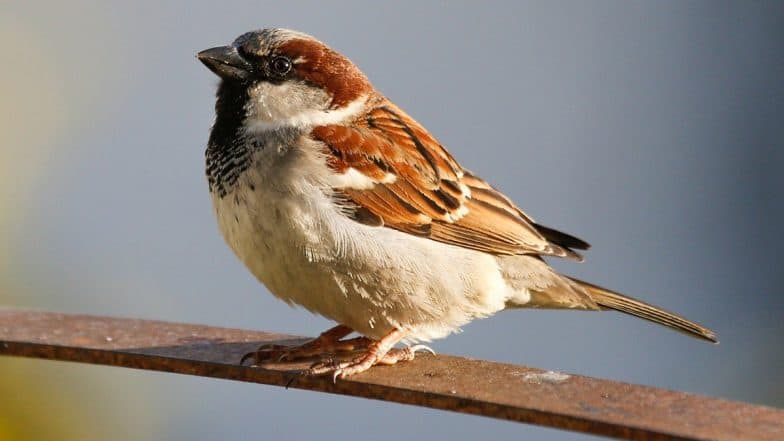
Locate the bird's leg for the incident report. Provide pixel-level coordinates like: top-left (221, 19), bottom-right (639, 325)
top-left (241, 324), bottom-right (372, 365)
top-left (306, 328), bottom-right (435, 381)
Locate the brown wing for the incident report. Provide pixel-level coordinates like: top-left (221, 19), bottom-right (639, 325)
top-left (312, 100), bottom-right (588, 260)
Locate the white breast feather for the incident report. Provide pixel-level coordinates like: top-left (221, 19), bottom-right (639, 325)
top-left (211, 136), bottom-right (542, 342)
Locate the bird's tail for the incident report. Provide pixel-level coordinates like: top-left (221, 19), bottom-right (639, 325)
top-left (568, 277), bottom-right (718, 343)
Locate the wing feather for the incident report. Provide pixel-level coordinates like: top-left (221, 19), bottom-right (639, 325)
top-left (312, 99), bottom-right (587, 260)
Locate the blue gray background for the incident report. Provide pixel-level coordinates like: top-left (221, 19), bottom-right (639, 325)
top-left (2, 1), bottom-right (782, 440)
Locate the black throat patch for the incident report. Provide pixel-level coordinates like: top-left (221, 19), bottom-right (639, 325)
top-left (205, 81), bottom-right (252, 198)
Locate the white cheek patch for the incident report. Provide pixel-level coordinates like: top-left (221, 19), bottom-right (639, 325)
top-left (244, 84), bottom-right (368, 134)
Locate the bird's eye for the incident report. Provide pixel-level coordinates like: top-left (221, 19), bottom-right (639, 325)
top-left (269, 56), bottom-right (293, 77)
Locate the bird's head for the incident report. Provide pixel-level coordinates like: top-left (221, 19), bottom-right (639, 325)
top-left (198, 28), bottom-right (372, 133)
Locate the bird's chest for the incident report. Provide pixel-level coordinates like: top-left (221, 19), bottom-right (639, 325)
top-left (209, 144), bottom-right (344, 305)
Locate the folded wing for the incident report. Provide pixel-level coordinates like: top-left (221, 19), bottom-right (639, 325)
top-left (312, 101), bottom-right (588, 260)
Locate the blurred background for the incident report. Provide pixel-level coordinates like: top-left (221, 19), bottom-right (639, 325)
top-left (1, 1), bottom-right (782, 440)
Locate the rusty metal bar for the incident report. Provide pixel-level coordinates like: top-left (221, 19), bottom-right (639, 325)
top-left (0, 309), bottom-right (780, 440)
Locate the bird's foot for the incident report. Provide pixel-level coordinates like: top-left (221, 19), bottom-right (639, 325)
top-left (306, 344), bottom-right (435, 382)
top-left (241, 325), bottom-right (370, 365)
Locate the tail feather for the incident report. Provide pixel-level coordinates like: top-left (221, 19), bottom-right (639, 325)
top-left (569, 277), bottom-right (718, 343)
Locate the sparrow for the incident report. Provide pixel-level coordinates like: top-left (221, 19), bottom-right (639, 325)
top-left (197, 28), bottom-right (717, 380)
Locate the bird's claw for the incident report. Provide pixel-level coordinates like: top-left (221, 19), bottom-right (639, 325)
top-left (240, 343), bottom-right (297, 366)
top-left (304, 345), bottom-right (435, 382)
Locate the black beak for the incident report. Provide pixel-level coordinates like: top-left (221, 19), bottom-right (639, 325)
top-left (197, 46), bottom-right (253, 81)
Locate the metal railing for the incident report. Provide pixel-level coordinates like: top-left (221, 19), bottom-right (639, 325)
top-left (1, 309), bottom-right (781, 440)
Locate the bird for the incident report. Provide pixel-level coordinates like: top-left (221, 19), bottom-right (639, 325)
top-left (197, 28), bottom-right (717, 380)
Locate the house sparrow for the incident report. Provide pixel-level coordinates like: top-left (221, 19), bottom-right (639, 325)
top-left (197, 28), bottom-right (717, 380)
